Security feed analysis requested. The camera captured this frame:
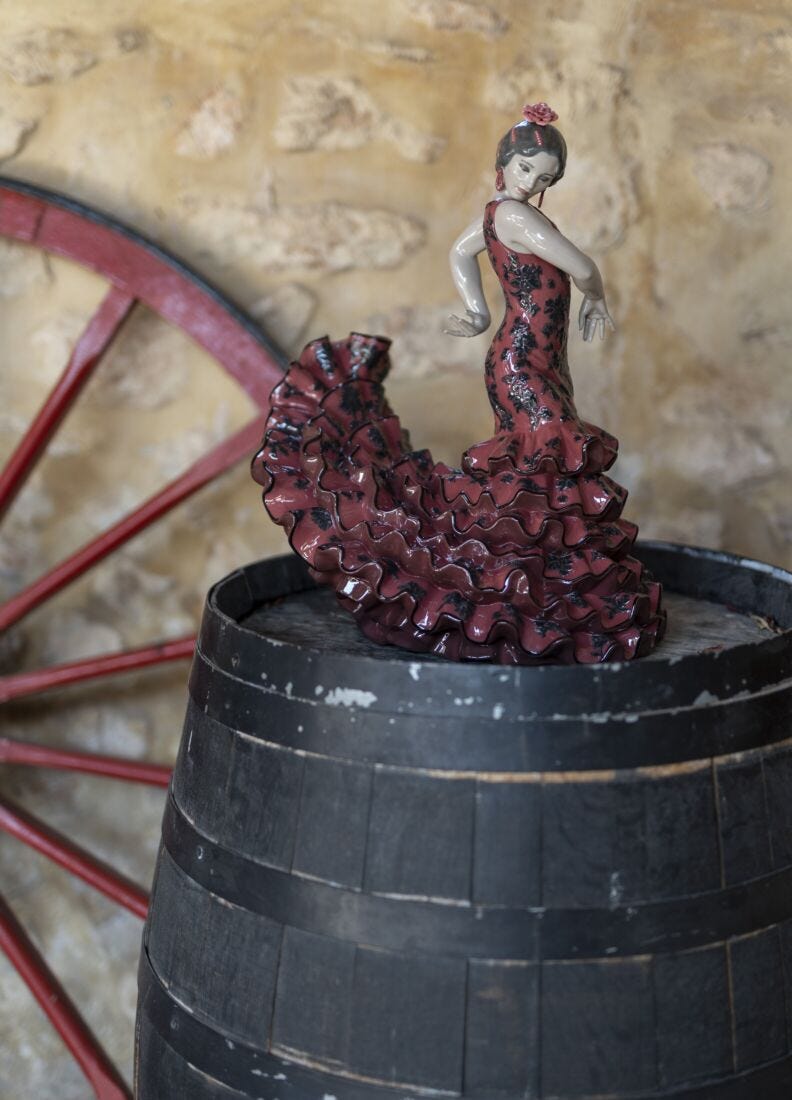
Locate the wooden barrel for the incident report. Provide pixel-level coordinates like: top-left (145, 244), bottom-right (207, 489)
top-left (135, 542), bottom-right (792, 1100)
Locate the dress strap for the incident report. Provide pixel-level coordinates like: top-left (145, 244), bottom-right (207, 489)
top-left (483, 199), bottom-right (500, 249)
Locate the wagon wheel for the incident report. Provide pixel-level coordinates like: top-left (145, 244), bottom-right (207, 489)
top-left (0, 177), bottom-right (285, 1098)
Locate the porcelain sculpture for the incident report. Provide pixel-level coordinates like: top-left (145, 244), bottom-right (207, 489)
top-left (252, 103), bottom-right (666, 664)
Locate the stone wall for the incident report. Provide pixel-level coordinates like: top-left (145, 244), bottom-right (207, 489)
top-left (0, 1), bottom-right (790, 1094)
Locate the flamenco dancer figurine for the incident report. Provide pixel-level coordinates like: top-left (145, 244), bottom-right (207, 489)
top-left (252, 103), bottom-right (666, 664)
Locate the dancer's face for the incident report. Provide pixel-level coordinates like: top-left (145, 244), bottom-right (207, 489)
top-left (501, 151), bottom-right (560, 202)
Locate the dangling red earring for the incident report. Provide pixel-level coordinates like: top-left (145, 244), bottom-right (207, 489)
top-left (538, 190), bottom-right (545, 208)
top-left (495, 167), bottom-right (505, 192)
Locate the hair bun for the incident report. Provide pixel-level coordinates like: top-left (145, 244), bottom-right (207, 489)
top-left (522, 102), bottom-right (558, 126)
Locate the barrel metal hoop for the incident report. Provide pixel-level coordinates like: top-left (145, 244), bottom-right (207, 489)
top-left (139, 946), bottom-right (792, 1100)
top-left (138, 948), bottom-right (429, 1100)
top-left (162, 796), bottom-right (792, 962)
top-left (188, 646), bottom-right (792, 772)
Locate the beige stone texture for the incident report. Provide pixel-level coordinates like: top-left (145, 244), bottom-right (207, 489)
top-left (175, 77), bottom-right (246, 159)
top-left (0, 111), bottom-right (38, 162)
top-left (178, 187), bottom-right (427, 271)
top-left (0, 238), bottom-right (51, 299)
top-left (298, 16), bottom-right (434, 63)
top-left (0, 0), bottom-right (791, 1095)
top-left (404, 0), bottom-right (509, 38)
top-left (693, 141), bottom-right (773, 212)
top-left (248, 281), bottom-right (318, 352)
top-left (0, 28), bottom-right (99, 86)
top-left (275, 74), bottom-right (446, 162)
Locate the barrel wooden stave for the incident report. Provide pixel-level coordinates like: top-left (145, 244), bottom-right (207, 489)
top-left (146, 848), bottom-right (282, 1048)
top-left (173, 700), bottom-right (792, 914)
top-left (730, 929), bottom-right (788, 1070)
top-left (137, 545), bottom-right (792, 1099)
top-left (145, 820), bottom-right (792, 1098)
top-left (135, 1011), bottom-right (242, 1100)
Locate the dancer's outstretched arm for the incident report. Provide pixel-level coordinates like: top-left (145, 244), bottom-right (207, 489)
top-left (445, 216), bottom-right (491, 338)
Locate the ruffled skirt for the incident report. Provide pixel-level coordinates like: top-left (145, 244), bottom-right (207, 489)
top-left (252, 333), bottom-right (666, 664)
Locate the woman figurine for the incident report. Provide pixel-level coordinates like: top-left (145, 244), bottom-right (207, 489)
top-left (252, 103), bottom-right (665, 664)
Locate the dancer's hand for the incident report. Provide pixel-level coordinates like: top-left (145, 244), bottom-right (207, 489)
top-left (443, 309), bottom-right (490, 337)
top-left (579, 296), bottom-right (615, 342)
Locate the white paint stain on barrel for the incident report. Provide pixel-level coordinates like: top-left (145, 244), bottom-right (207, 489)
top-left (324, 686), bottom-right (377, 707)
top-left (409, 663), bottom-right (421, 681)
top-left (492, 703), bottom-right (504, 719)
top-left (694, 689), bottom-right (720, 705)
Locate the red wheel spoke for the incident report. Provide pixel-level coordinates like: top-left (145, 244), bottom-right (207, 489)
top-left (0, 634), bottom-right (195, 704)
top-left (0, 892), bottom-right (132, 1099)
top-left (0, 179), bottom-right (287, 1092)
top-left (0, 286), bottom-right (135, 524)
top-left (0, 739), bottom-right (172, 786)
top-left (0, 417), bottom-right (263, 632)
top-left (0, 795), bottom-right (149, 919)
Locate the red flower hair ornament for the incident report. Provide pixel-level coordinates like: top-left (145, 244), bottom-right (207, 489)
top-left (522, 102), bottom-right (558, 125)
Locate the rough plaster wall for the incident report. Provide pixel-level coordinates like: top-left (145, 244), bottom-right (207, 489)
top-left (0, 0), bottom-right (789, 1094)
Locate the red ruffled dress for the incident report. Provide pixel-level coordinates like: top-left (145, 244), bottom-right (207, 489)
top-left (252, 199), bottom-right (666, 664)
